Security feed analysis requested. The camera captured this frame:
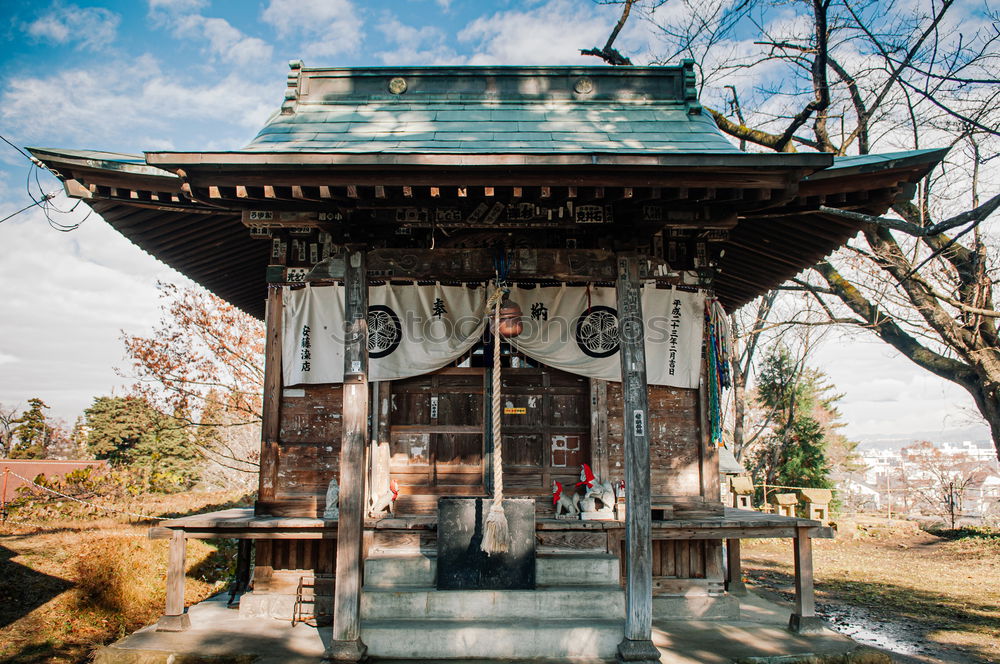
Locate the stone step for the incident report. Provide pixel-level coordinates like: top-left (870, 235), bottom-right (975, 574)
top-left (362, 618), bottom-right (623, 660)
top-left (365, 554), bottom-right (434, 587)
top-left (537, 552), bottom-right (620, 586)
top-left (364, 552), bottom-right (620, 588)
top-left (362, 586), bottom-right (625, 620)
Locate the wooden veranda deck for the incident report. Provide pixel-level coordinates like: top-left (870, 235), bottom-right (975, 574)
top-left (149, 507), bottom-right (831, 635)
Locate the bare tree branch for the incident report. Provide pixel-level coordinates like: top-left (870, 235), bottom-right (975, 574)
top-left (818, 192), bottom-right (1000, 237)
top-left (581, 0), bottom-right (636, 65)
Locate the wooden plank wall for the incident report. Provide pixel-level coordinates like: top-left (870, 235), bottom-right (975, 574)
top-left (607, 383), bottom-right (707, 512)
top-left (257, 384), bottom-right (344, 517)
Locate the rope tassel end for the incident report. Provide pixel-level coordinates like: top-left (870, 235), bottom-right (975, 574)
top-left (481, 500), bottom-right (509, 555)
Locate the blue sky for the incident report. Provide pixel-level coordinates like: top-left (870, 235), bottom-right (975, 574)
top-left (0, 0), bottom-right (986, 442)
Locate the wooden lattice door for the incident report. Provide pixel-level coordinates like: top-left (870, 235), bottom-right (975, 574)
top-left (500, 367), bottom-right (591, 497)
top-left (388, 368), bottom-right (485, 503)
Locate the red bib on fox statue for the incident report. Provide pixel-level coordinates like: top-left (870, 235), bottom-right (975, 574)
top-left (576, 463), bottom-right (596, 489)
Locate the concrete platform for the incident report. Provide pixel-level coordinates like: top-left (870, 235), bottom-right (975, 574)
top-left (93, 591), bottom-right (890, 664)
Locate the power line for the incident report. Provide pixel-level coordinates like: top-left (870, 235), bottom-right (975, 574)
top-left (0, 133), bottom-right (91, 232)
top-left (0, 193), bottom-right (55, 225)
top-left (0, 133), bottom-right (33, 162)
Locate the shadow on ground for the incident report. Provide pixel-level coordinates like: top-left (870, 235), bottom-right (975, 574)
top-left (0, 543), bottom-right (73, 630)
top-left (745, 559), bottom-right (997, 664)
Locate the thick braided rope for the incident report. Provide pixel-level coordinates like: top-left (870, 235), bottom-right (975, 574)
top-left (491, 294), bottom-right (503, 508)
top-left (480, 285), bottom-right (509, 554)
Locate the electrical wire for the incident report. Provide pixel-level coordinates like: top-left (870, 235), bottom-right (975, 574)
top-left (0, 195), bottom-right (52, 225)
top-left (0, 133), bottom-right (32, 161)
top-left (1, 132), bottom-right (90, 232)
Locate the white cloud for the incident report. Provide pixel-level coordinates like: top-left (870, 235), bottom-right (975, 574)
top-left (26, 3), bottom-right (120, 51)
top-left (812, 333), bottom-right (980, 439)
top-left (0, 202), bottom-right (191, 422)
top-left (147, 0), bottom-right (207, 12)
top-left (172, 14), bottom-right (273, 65)
top-left (0, 55), bottom-right (277, 147)
top-left (261, 0), bottom-right (363, 58)
top-left (147, 0), bottom-right (273, 66)
top-left (458, 0), bottom-right (611, 66)
top-left (375, 16), bottom-right (462, 66)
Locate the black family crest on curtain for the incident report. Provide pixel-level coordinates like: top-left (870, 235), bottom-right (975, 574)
top-left (367, 305), bottom-right (402, 358)
top-left (575, 305), bottom-right (620, 358)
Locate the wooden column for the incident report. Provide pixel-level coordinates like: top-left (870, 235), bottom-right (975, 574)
top-left (369, 381), bottom-right (392, 512)
top-left (789, 526), bottom-right (823, 633)
top-left (229, 538), bottom-right (254, 605)
top-left (256, 284), bottom-right (283, 516)
top-left (157, 530), bottom-right (190, 631)
top-left (705, 538), bottom-right (725, 595)
top-left (590, 378), bottom-right (610, 481)
top-left (697, 362), bottom-right (722, 515)
top-left (328, 249), bottom-right (369, 662)
top-left (615, 254), bottom-right (661, 664)
top-left (725, 538), bottom-right (748, 595)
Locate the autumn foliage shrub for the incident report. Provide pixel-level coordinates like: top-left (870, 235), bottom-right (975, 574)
top-left (71, 536), bottom-right (232, 637)
top-left (72, 538), bottom-right (166, 636)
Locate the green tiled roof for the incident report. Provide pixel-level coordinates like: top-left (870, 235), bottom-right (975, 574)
top-left (810, 148), bottom-right (951, 178)
top-left (243, 62), bottom-right (741, 155)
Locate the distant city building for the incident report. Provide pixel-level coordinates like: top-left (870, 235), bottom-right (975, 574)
top-left (844, 440), bottom-right (999, 522)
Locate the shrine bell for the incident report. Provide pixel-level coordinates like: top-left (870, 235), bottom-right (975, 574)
top-left (495, 297), bottom-right (523, 338)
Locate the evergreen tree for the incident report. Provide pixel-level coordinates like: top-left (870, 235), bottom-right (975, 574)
top-left (83, 396), bottom-right (199, 490)
top-left (10, 398), bottom-right (52, 459)
top-left (752, 348), bottom-right (833, 496)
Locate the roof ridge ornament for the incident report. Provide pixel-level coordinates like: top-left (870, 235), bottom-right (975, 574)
top-left (388, 77), bottom-right (408, 95)
top-left (681, 59), bottom-right (702, 116)
top-left (282, 60), bottom-right (304, 115)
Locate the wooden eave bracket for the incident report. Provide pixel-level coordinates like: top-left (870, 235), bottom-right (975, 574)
top-left (63, 178), bottom-right (92, 200)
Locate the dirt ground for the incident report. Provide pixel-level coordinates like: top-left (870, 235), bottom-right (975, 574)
top-left (0, 491), bottom-right (249, 664)
top-left (741, 518), bottom-right (1000, 664)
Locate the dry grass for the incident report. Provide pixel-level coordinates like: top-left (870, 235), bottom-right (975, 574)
top-left (742, 518), bottom-right (1000, 664)
top-left (0, 491), bottom-right (250, 664)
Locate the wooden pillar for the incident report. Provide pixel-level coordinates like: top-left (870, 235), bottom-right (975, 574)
top-left (369, 381), bottom-right (392, 513)
top-left (789, 526), bottom-right (823, 633)
top-left (256, 284), bottom-right (283, 516)
top-left (705, 538), bottom-right (725, 595)
top-left (157, 530), bottom-right (190, 631)
top-left (590, 378), bottom-right (610, 481)
top-left (725, 538), bottom-right (747, 595)
top-left (229, 538), bottom-right (253, 605)
top-left (697, 362), bottom-right (722, 513)
top-left (328, 249), bottom-right (369, 662)
top-left (615, 254), bottom-right (660, 664)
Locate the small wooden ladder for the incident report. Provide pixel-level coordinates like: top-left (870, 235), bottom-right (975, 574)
top-left (292, 576), bottom-right (316, 626)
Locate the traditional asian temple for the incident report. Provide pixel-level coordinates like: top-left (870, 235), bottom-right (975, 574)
top-left (30, 62), bottom-right (944, 663)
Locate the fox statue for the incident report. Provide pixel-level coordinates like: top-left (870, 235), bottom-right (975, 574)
top-left (552, 480), bottom-right (580, 517)
top-left (577, 463), bottom-right (616, 514)
top-left (369, 478), bottom-right (399, 518)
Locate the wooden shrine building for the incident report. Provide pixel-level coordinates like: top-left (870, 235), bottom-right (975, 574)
top-left (30, 62), bottom-right (944, 663)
